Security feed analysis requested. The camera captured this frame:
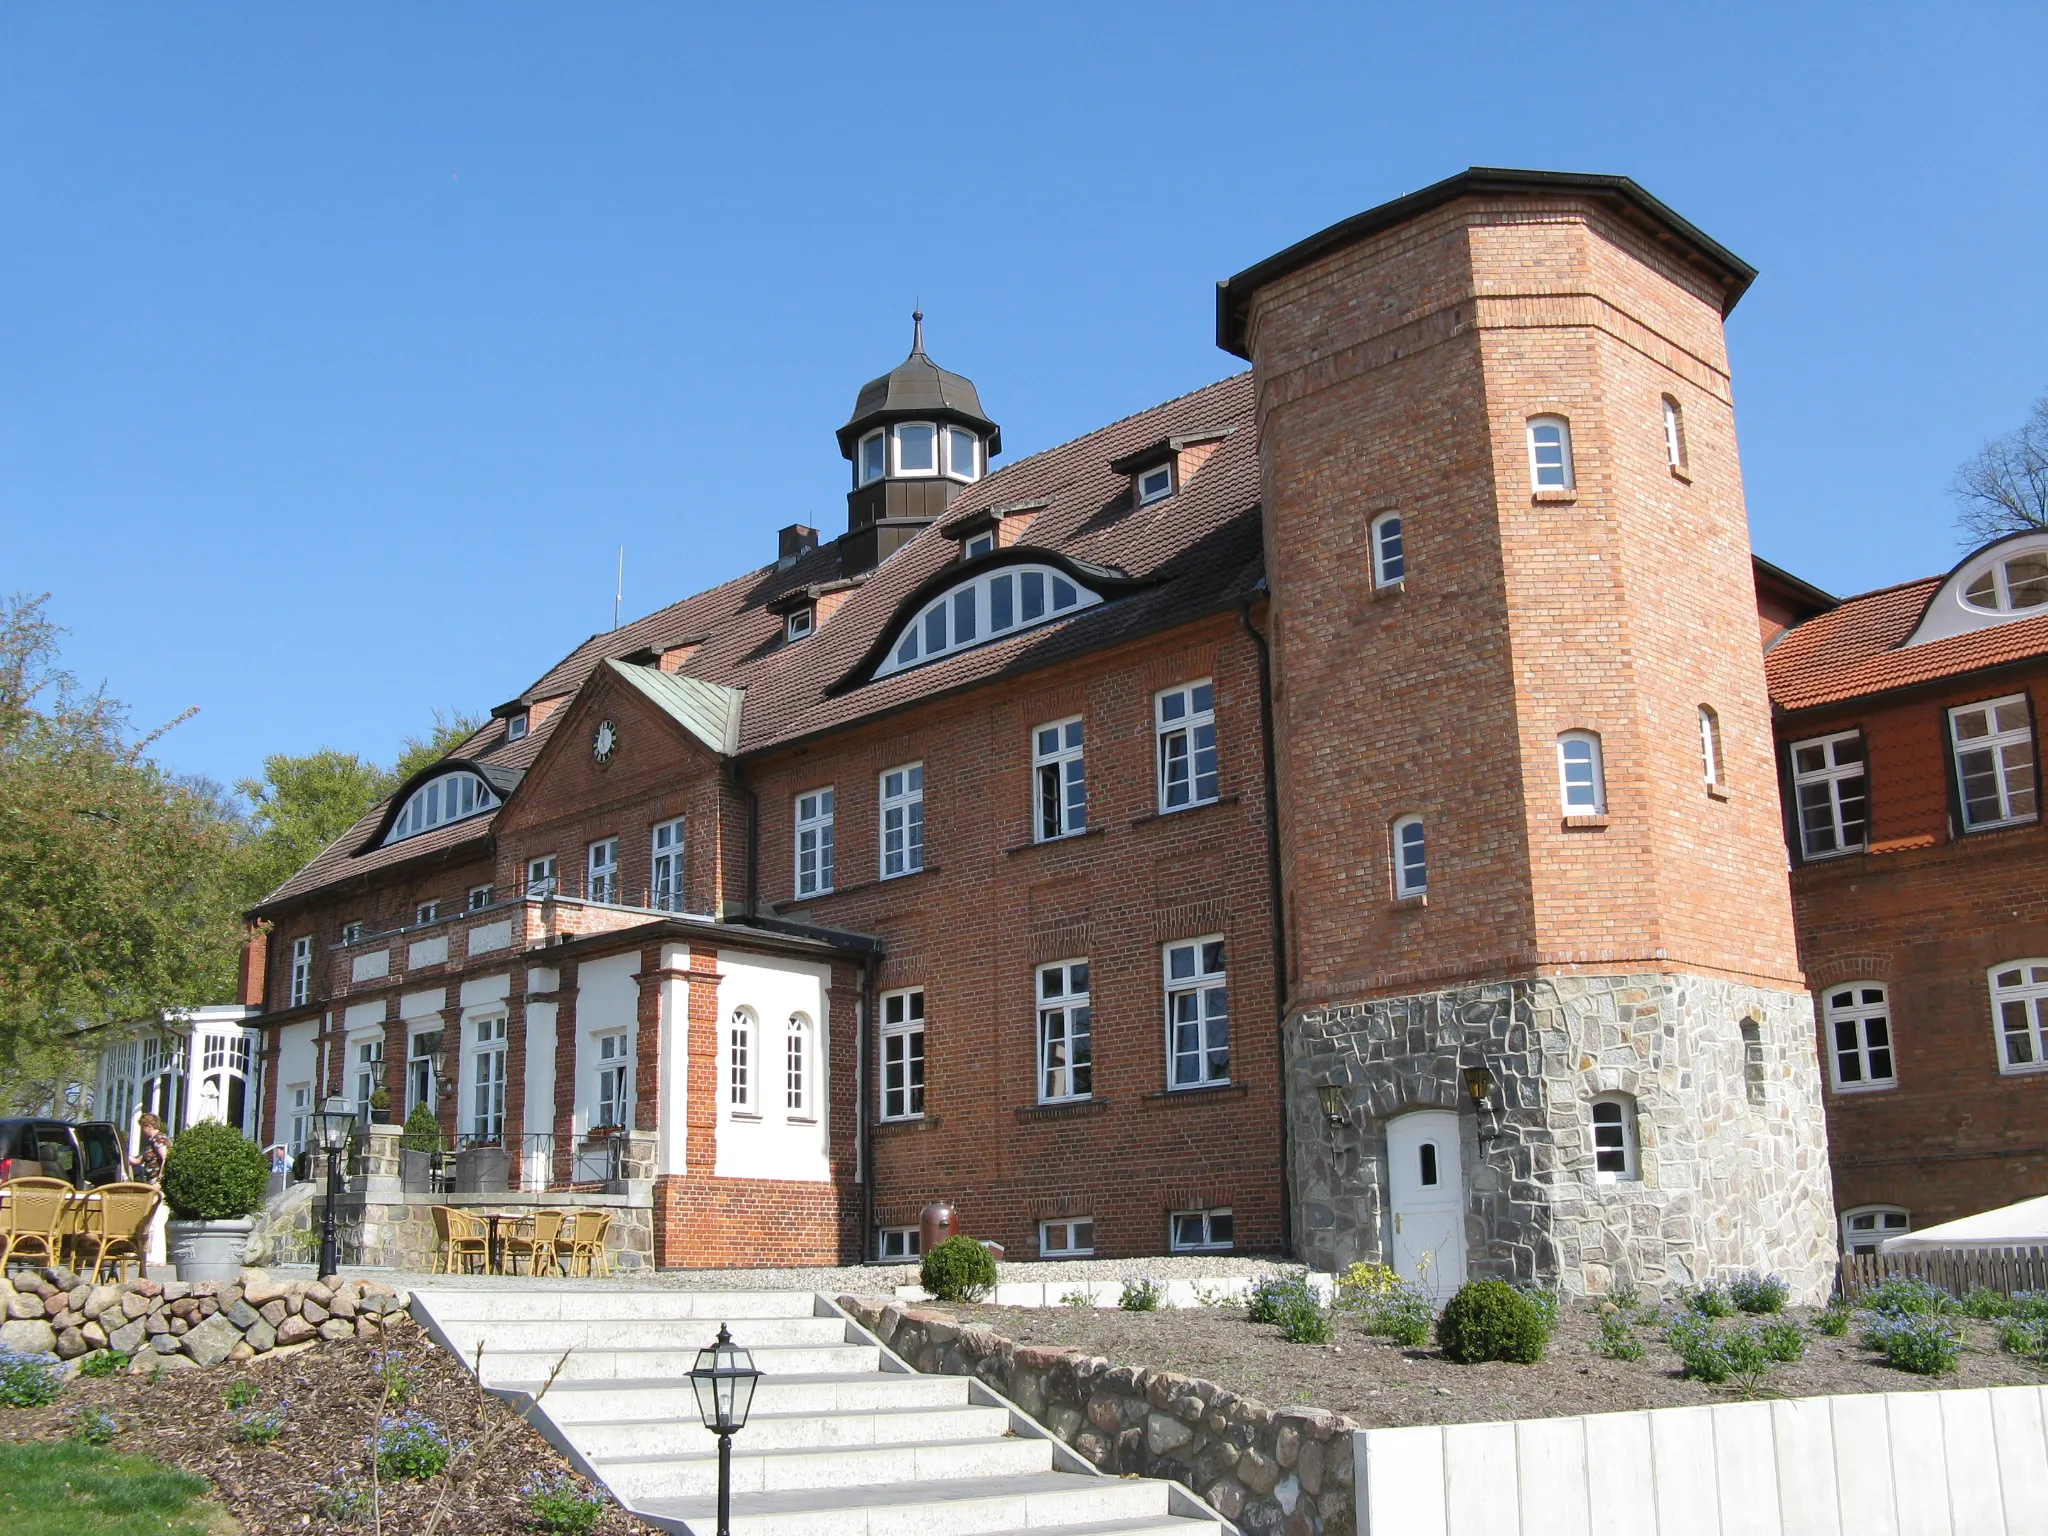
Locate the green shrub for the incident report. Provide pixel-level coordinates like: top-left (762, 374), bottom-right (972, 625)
top-left (1593, 1311), bottom-right (1645, 1361)
top-left (1813, 1299), bottom-right (1853, 1336)
top-left (1960, 1286), bottom-right (2014, 1319)
top-left (1858, 1277), bottom-right (1959, 1319)
top-left (1367, 1286), bottom-right (1434, 1348)
top-left (160, 1121), bottom-right (270, 1221)
top-left (1436, 1281), bottom-right (1547, 1365)
top-left (1118, 1277), bottom-right (1163, 1312)
top-left (377, 1412), bottom-right (454, 1480)
top-left (1757, 1319), bottom-right (1806, 1362)
top-left (76, 1349), bottom-right (128, 1379)
top-left (1685, 1283), bottom-right (1737, 1318)
top-left (2008, 1291), bottom-right (2048, 1322)
top-left (1247, 1270), bottom-right (1317, 1325)
top-left (1863, 1313), bottom-right (1962, 1374)
top-left (1998, 1318), bottom-right (2048, 1362)
top-left (919, 1236), bottom-right (996, 1303)
top-left (71, 1406), bottom-right (118, 1446)
top-left (1664, 1312), bottom-right (1779, 1383)
top-left (400, 1102), bottom-right (443, 1155)
top-left (1275, 1291), bottom-right (1334, 1344)
top-left (522, 1469), bottom-right (605, 1534)
top-left (0, 1347), bottom-right (62, 1408)
top-left (1728, 1272), bottom-right (1790, 1314)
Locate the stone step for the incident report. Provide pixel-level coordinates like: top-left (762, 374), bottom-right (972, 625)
top-left (438, 1314), bottom-right (850, 1353)
top-left (507, 1370), bottom-right (975, 1422)
top-left (634, 1469), bottom-right (1177, 1536)
top-left (410, 1286), bottom-right (818, 1322)
top-left (596, 1433), bottom-right (1052, 1500)
top-left (571, 1403), bottom-right (1010, 1457)
top-left (477, 1340), bottom-right (879, 1385)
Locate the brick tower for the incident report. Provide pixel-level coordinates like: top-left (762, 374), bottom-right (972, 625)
top-left (1221, 169), bottom-right (1835, 1299)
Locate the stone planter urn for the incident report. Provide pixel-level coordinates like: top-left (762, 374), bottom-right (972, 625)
top-left (166, 1217), bottom-right (256, 1283)
top-left (453, 1145), bottom-right (509, 1194)
top-left (400, 1149), bottom-right (436, 1194)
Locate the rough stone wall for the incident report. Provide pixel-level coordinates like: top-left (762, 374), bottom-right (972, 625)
top-left (840, 1295), bottom-right (1355, 1536)
top-left (1288, 971), bottom-right (1837, 1302)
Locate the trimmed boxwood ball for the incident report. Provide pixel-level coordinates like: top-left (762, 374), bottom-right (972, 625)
top-left (400, 1102), bottom-right (443, 1154)
top-left (1436, 1280), bottom-right (1548, 1364)
top-left (161, 1121), bottom-right (271, 1221)
top-left (920, 1235), bottom-right (997, 1302)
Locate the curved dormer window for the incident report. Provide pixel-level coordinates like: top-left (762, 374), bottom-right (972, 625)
top-left (875, 563), bottom-right (1102, 679)
top-left (382, 771), bottom-right (500, 845)
top-left (1965, 551), bottom-right (2048, 612)
top-left (1906, 532), bottom-right (2048, 647)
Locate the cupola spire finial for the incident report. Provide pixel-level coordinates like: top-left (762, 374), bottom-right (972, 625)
top-left (911, 304), bottom-right (924, 355)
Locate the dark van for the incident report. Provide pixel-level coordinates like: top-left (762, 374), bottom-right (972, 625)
top-left (0, 1119), bottom-right (130, 1188)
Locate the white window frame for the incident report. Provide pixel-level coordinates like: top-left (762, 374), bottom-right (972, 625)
top-left (1589, 1095), bottom-right (1639, 1183)
top-left (382, 770), bottom-right (501, 845)
top-left (879, 987), bottom-right (925, 1121)
top-left (1169, 1208), bottom-right (1234, 1253)
top-left (470, 1016), bottom-right (507, 1141)
top-left (594, 1030), bottom-right (631, 1129)
top-left (1527, 415), bottom-right (1574, 491)
top-left (1841, 1205), bottom-right (1910, 1256)
top-left (353, 1037), bottom-right (384, 1118)
top-left (416, 900), bottom-right (442, 925)
top-left (1136, 462), bottom-right (1174, 505)
top-left (1790, 730), bottom-right (1868, 859)
top-left (858, 429), bottom-right (886, 487)
top-left (1699, 705), bottom-right (1723, 791)
top-left (651, 817), bottom-right (686, 912)
top-left (1370, 510), bottom-right (1405, 587)
top-left (1662, 395), bottom-right (1687, 469)
top-left (1989, 960), bottom-right (2048, 1074)
top-left (963, 531), bottom-right (995, 559)
top-left (1156, 680), bottom-right (1219, 812)
top-left (467, 884), bottom-right (492, 912)
top-left (1824, 983), bottom-right (1895, 1092)
top-left (945, 425), bottom-right (981, 482)
top-left (879, 764), bottom-right (925, 880)
top-left (795, 788), bottom-right (835, 898)
top-left (526, 855), bottom-right (558, 898)
top-left (407, 1030), bottom-right (437, 1115)
top-left (892, 420), bottom-right (939, 477)
top-left (341, 920), bottom-right (367, 945)
top-left (587, 837), bottom-right (619, 904)
top-left (1036, 959), bottom-right (1092, 1104)
top-left (1950, 695), bottom-right (2038, 831)
top-left (1039, 1218), bottom-right (1095, 1258)
top-left (1034, 716), bottom-right (1087, 841)
top-left (875, 1226), bottom-right (920, 1261)
top-left (287, 1083), bottom-right (312, 1155)
top-left (289, 936), bottom-right (313, 1008)
top-left (876, 564), bottom-right (1101, 679)
top-left (785, 1013), bottom-right (811, 1117)
top-left (728, 1007), bottom-right (756, 1114)
top-left (785, 608), bottom-right (814, 642)
top-left (1558, 732), bottom-right (1606, 814)
top-left (1392, 815), bottom-right (1427, 899)
top-left (1964, 550), bottom-right (2048, 612)
top-left (1164, 936), bottom-right (1229, 1090)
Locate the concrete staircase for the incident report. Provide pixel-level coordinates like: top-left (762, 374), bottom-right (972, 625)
top-left (409, 1285), bottom-right (1227, 1536)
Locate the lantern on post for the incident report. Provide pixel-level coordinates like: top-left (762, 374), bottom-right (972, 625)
top-left (689, 1324), bottom-right (762, 1536)
top-left (312, 1095), bottom-right (356, 1278)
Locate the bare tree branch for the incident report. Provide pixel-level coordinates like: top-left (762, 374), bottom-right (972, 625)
top-left (1954, 393), bottom-right (2048, 546)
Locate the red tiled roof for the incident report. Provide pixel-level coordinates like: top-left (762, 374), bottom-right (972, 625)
top-left (257, 372), bottom-right (1260, 911)
top-left (1765, 574), bottom-right (2048, 713)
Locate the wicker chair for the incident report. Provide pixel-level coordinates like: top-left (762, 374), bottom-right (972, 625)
top-left (71, 1182), bottom-right (161, 1284)
top-left (500, 1210), bottom-right (566, 1276)
top-left (430, 1206), bottom-right (489, 1275)
top-left (0, 1177), bottom-right (77, 1273)
top-left (558, 1210), bottom-right (614, 1277)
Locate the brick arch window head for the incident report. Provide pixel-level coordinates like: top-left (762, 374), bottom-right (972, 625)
top-left (1526, 415), bottom-right (1574, 492)
top-left (1391, 815), bottom-right (1427, 899)
top-left (1370, 510), bottom-right (1405, 587)
top-left (1824, 982), bottom-right (1894, 1092)
top-left (1557, 731), bottom-right (1606, 814)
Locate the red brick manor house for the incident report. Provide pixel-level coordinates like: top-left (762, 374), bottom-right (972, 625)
top-left (241, 169), bottom-right (1862, 1297)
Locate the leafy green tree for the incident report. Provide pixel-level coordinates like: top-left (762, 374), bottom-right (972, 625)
top-left (392, 707), bottom-right (486, 785)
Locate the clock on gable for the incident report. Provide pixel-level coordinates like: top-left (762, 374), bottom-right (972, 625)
top-left (592, 719), bottom-right (619, 765)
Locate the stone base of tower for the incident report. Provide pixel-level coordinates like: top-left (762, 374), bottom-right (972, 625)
top-left (1285, 972), bottom-right (1837, 1304)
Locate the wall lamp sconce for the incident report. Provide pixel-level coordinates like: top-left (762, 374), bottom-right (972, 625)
top-left (1464, 1065), bottom-right (1503, 1144)
top-left (1316, 1083), bottom-right (1349, 1127)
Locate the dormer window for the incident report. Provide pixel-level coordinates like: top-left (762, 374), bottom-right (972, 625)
top-left (1907, 532), bottom-right (2048, 647)
top-left (1137, 463), bottom-right (1174, 505)
top-left (946, 426), bottom-right (981, 481)
top-left (858, 430), bottom-right (886, 486)
top-left (381, 770), bottom-right (501, 845)
top-left (964, 532), bottom-right (995, 559)
top-left (1965, 552), bottom-right (2048, 612)
top-left (894, 422), bottom-right (938, 476)
top-left (506, 713), bottom-right (529, 742)
top-left (785, 608), bottom-right (815, 642)
top-left (876, 563), bottom-right (1103, 679)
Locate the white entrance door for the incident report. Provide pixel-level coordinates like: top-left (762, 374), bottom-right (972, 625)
top-left (1386, 1109), bottom-right (1467, 1302)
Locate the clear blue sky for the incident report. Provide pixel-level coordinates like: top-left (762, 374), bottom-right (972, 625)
top-left (4, 3), bottom-right (2044, 792)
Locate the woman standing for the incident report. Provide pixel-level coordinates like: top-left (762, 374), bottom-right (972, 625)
top-left (135, 1112), bottom-right (171, 1265)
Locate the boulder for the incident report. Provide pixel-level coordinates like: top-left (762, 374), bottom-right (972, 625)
top-left (227, 1342), bottom-right (254, 1363)
top-left (150, 1333), bottom-right (182, 1355)
top-left (302, 1281), bottom-right (334, 1308)
top-left (181, 1314), bottom-right (244, 1369)
top-left (242, 1276), bottom-right (287, 1307)
top-left (274, 1316), bottom-right (317, 1347)
top-left (189, 1281), bottom-right (220, 1299)
top-left (51, 1309), bottom-right (83, 1331)
top-left (81, 1321), bottom-right (108, 1348)
top-left (160, 1281), bottom-right (191, 1303)
top-left (39, 1292), bottom-right (66, 1318)
top-left (66, 1284), bottom-right (90, 1313)
top-left (329, 1294), bottom-right (357, 1320)
top-left (145, 1313), bottom-right (171, 1337)
top-left (243, 1318), bottom-right (276, 1353)
top-left (85, 1284), bottom-right (123, 1320)
top-left (168, 1317), bottom-right (189, 1337)
top-left (0, 1318), bottom-right (57, 1355)
top-left (226, 1301), bottom-right (260, 1330)
top-left (107, 1319), bottom-right (146, 1355)
top-left (135, 1351), bottom-right (196, 1372)
top-left (120, 1292), bottom-right (153, 1321)
top-left (258, 1300), bottom-right (287, 1328)
top-left (317, 1318), bottom-right (354, 1343)
top-left (5, 1292), bottom-right (43, 1321)
top-left (300, 1300), bottom-right (329, 1326)
top-left (54, 1328), bottom-right (88, 1360)
top-left (131, 1279), bottom-right (162, 1298)
top-left (354, 1318), bottom-right (380, 1343)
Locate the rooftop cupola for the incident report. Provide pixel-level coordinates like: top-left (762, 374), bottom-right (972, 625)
top-left (836, 311), bottom-right (1000, 574)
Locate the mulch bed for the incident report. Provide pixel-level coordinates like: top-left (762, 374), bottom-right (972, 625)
top-left (0, 1318), bottom-right (662, 1535)
top-left (954, 1300), bottom-right (2048, 1427)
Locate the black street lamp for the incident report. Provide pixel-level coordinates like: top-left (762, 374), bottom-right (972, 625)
top-left (313, 1095), bottom-right (356, 1279)
top-left (688, 1325), bottom-right (761, 1536)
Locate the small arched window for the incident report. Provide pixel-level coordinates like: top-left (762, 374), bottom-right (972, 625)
top-left (1662, 395), bottom-right (1687, 470)
top-left (1558, 732), bottom-right (1606, 814)
top-left (1589, 1094), bottom-right (1639, 1182)
top-left (1392, 815), bottom-right (1427, 899)
top-left (786, 1013), bottom-right (810, 1115)
top-left (383, 771), bottom-right (500, 845)
top-left (1527, 416), bottom-right (1574, 491)
top-left (1370, 511), bottom-right (1405, 587)
top-left (729, 1007), bottom-right (755, 1112)
top-left (1841, 1204), bottom-right (1910, 1255)
top-left (1698, 705), bottom-right (1723, 791)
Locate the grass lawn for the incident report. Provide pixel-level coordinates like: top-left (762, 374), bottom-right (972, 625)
top-left (0, 1441), bottom-right (239, 1535)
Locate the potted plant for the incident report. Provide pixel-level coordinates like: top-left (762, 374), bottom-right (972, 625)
top-left (161, 1122), bottom-right (271, 1282)
top-left (399, 1102), bottom-right (442, 1194)
top-left (368, 1086), bottom-right (395, 1126)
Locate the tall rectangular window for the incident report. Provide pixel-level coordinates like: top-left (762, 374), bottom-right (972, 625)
top-left (287, 1084), bottom-right (311, 1154)
top-left (1036, 960), bottom-right (1092, 1103)
top-left (471, 1016), bottom-right (506, 1140)
top-left (1165, 937), bottom-right (1229, 1088)
top-left (1557, 733), bottom-right (1605, 814)
top-left (1790, 731), bottom-right (1868, 859)
top-left (795, 788), bottom-right (835, 897)
top-left (595, 1031), bottom-right (630, 1127)
top-left (587, 838), bottom-right (619, 904)
top-left (1035, 718), bottom-right (1087, 840)
top-left (526, 855), bottom-right (558, 898)
top-left (353, 1038), bottom-right (383, 1117)
top-left (1951, 696), bottom-right (2038, 831)
top-left (880, 764), bottom-right (925, 879)
top-left (880, 988), bottom-right (925, 1120)
top-left (651, 818), bottom-right (686, 911)
top-left (1989, 962), bottom-right (2048, 1073)
top-left (1699, 706), bottom-right (1724, 790)
top-left (407, 1031), bottom-right (436, 1114)
top-left (786, 1014), bottom-right (809, 1114)
top-left (728, 1009), bottom-right (754, 1111)
top-left (289, 936), bottom-right (313, 1007)
top-left (1527, 416), bottom-right (1574, 490)
top-left (1370, 511), bottom-right (1405, 586)
top-left (1825, 984), bottom-right (1894, 1091)
top-left (1156, 681), bottom-right (1219, 811)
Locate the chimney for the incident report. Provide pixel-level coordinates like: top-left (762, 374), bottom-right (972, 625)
top-left (778, 525), bottom-right (820, 569)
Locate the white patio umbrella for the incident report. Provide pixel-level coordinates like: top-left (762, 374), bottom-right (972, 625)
top-left (1880, 1193), bottom-right (2048, 1252)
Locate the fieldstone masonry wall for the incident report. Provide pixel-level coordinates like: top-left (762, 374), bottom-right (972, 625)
top-left (1288, 972), bottom-right (1837, 1302)
top-left (840, 1294), bottom-right (1356, 1536)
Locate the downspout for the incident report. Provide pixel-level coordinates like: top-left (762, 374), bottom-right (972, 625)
top-left (745, 783), bottom-right (760, 919)
top-left (1238, 596), bottom-right (1294, 1262)
top-left (859, 954), bottom-right (877, 1266)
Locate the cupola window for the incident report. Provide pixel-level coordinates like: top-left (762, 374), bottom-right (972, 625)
top-left (1137, 463), bottom-right (1174, 505)
top-left (876, 563), bottom-right (1102, 679)
top-left (894, 422), bottom-right (938, 476)
top-left (382, 771), bottom-right (500, 845)
top-left (858, 431), bottom-right (886, 486)
top-left (946, 426), bottom-right (981, 481)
